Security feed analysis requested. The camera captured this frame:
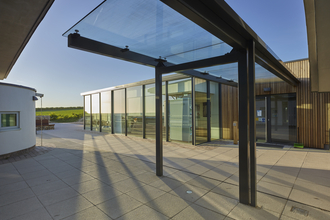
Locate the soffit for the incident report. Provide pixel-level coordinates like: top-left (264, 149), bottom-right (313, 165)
top-left (304, 0), bottom-right (330, 92)
top-left (0, 0), bottom-right (54, 79)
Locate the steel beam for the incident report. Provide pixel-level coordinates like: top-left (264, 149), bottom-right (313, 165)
top-left (158, 53), bottom-right (238, 74)
top-left (238, 50), bottom-right (250, 205)
top-left (155, 62), bottom-right (164, 176)
top-left (161, 0), bottom-right (299, 86)
top-left (68, 34), bottom-right (237, 87)
top-left (248, 40), bottom-right (257, 207)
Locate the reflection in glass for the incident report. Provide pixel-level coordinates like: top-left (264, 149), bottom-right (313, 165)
top-left (1, 114), bottom-right (17, 127)
top-left (114, 89), bottom-right (125, 134)
top-left (168, 78), bottom-right (192, 143)
top-left (84, 95), bottom-right (91, 130)
top-left (256, 96), bottom-right (267, 142)
top-left (271, 94), bottom-right (296, 142)
top-left (101, 91), bottom-right (111, 133)
top-left (127, 86), bottom-right (143, 137)
top-left (195, 79), bottom-right (208, 144)
top-left (92, 93), bottom-right (100, 131)
top-left (210, 82), bottom-right (219, 140)
top-left (144, 83), bottom-right (166, 139)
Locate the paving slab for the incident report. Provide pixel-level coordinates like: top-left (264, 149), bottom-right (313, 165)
top-left (1, 123), bottom-right (330, 219)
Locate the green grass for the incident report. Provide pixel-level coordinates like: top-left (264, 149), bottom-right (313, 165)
top-left (36, 108), bottom-right (83, 123)
top-left (36, 109), bottom-right (83, 116)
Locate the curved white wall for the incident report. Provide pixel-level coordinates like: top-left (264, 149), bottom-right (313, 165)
top-left (0, 83), bottom-right (36, 155)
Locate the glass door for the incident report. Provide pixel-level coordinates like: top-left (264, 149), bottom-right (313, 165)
top-left (256, 94), bottom-right (297, 144)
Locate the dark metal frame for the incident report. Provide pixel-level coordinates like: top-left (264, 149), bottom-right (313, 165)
top-left (155, 61), bottom-right (164, 176)
top-left (68, 34), bottom-right (237, 87)
top-left (207, 80), bottom-right (211, 142)
top-left (83, 96), bottom-right (85, 130)
top-left (125, 88), bottom-right (127, 136)
top-left (161, 0), bottom-right (299, 86)
top-left (99, 93), bottom-right (102, 132)
top-left (165, 81), bottom-right (169, 142)
top-left (111, 90), bottom-right (114, 134)
top-left (142, 85), bottom-right (146, 139)
top-left (68, 0), bottom-right (303, 208)
top-left (191, 77), bottom-right (196, 145)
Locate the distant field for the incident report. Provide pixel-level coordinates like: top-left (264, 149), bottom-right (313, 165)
top-left (36, 109), bottom-right (83, 116)
top-left (36, 108), bottom-right (83, 122)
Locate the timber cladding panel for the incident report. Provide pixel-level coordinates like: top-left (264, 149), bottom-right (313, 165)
top-left (221, 84), bottom-right (238, 140)
top-left (221, 59), bottom-right (329, 148)
top-left (286, 59), bottom-right (329, 149)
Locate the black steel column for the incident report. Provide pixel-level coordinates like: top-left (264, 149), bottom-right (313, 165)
top-left (238, 50), bottom-right (250, 205)
top-left (155, 61), bottom-right (164, 176)
top-left (142, 85), bottom-right (146, 139)
top-left (266, 96), bottom-right (271, 142)
top-left (83, 96), bottom-right (85, 130)
top-left (90, 94), bottom-right (92, 131)
top-left (248, 40), bottom-right (257, 207)
top-left (191, 77), bottom-right (196, 145)
top-left (207, 80), bottom-right (211, 142)
top-left (165, 81), bottom-right (169, 142)
top-left (99, 93), bottom-right (102, 132)
top-left (125, 88), bottom-right (127, 136)
top-left (219, 83), bottom-right (223, 139)
top-left (111, 91), bottom-right (114, 134)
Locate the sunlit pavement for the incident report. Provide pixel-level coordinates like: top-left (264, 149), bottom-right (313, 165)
top-left (1, 123), bottom-right (330, 220)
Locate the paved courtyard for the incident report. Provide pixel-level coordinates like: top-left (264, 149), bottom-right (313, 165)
top-left (1, 123), bottom-right (330, 220)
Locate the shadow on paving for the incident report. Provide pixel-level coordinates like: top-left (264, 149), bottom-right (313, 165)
top-left (0, 123), bottom-right (330, 219)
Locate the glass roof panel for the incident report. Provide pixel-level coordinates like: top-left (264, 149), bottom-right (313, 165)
top-left (255, 63), bottom-right (284, 83)
top-left (63, 0), bottom-right (232, 65)
top-left (193, 63), bottom-right (238, 82)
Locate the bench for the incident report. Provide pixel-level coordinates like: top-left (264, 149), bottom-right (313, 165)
top-left (36, 119), bottom-right (55, 130)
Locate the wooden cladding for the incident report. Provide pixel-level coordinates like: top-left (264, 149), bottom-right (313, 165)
top-left (286, 59), bottom-right (329, 149)
top-left (221, 84), bottom-right (238, 140)
top-left (221, 59), bottom-right (329, 148)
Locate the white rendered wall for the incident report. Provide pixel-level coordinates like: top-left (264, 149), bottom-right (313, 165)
top-left (0, 84), bottom-right (36, 155)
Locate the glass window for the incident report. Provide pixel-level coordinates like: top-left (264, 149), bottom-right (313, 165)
top-left (195, 78), bottom-right (208, 144)
top-left (168, 78), bottom-right (192, 143)
top-left (145, 84), bottom-right (155, 139)
top-left (114, 89), bottom-right (125, 134)
top-left (210, 82), bottom-right (219, 140)
top-left (101, 91), bottom-right (112, 133)
top-left (144, 83), bottom-right (166, 139)
top-left (127, 86), bottom-right (143, 137)
top-left (84, 95), bottom-right (91, 130)
top-left (0, 112), bottom-right (19, 129)
top-left (92, 93), bottom-right (100, 131)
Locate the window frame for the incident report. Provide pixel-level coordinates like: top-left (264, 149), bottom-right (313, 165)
top-left (0, 112), bottom-right (20, 130)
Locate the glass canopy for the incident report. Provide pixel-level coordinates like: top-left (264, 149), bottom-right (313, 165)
top-left (63, 0), bottom-right (234, 80)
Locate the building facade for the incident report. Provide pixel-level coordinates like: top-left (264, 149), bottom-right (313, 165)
top-left (0, 83), bottom-right (37, 155)
top-left (82, 59), bottom-right (330, 149)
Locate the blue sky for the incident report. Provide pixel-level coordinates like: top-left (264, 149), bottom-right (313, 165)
top-left (4, 0), bottom-right (308, 107)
